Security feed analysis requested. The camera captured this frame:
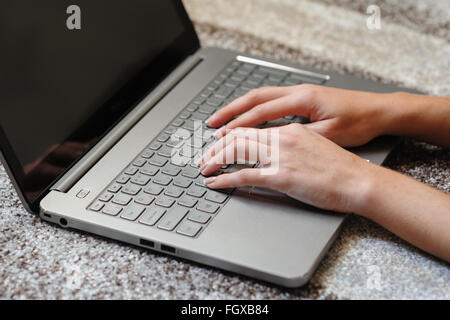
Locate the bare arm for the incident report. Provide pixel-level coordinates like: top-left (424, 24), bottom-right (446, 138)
top-left (357, 163), bottom-right (450, 261)
top-left (201, 85), bottom-right (450, 261)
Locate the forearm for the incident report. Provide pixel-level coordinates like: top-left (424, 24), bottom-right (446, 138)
top-left (381, 92), bottom-right (450, 147)
top-left (353, 164), bottom-right (450, 262)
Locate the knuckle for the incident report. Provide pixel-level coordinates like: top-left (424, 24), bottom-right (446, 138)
top-left (298, 84), bottom-right (320, 102)
top-left (237, 169), bottom-right (252, 184)
top-left (245, 88), bottom-right (261, 102)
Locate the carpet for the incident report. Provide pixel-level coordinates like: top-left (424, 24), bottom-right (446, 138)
top-left (0, 0), bottom-right (449, 299)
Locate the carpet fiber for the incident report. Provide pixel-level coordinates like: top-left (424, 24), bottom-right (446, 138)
top-left (0, 0), bottom-right (449, 299)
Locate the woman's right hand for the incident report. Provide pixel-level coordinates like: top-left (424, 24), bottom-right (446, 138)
top-left (207, 84), bottom-right (398, 147)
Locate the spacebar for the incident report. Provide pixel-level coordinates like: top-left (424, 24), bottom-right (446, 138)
top-left (157, 207), bottom-right (189, 231)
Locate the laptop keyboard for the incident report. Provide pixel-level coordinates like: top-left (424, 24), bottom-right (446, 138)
top-left (87, 59), bottom-right (325, 238)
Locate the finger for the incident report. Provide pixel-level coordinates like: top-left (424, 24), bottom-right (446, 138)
top-left (204, 168), bottom-right (269, 189)
top-left (206, 86), bottom-right (292, 128)
top-left (200, 127), bottom-right (271, 166)
top-left (201, 138), bottom-right (271, 176)
top-left (223, 94), bottom-right (309, 131)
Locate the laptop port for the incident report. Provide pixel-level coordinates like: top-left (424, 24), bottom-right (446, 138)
top-left (59, 218), bottom-right (68, 226)
top-left (160, 244), bottom-right (176, 254)
top-left (139, 239), bottom-right (155, 248)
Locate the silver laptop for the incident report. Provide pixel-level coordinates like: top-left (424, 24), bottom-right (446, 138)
top-left (0, 1), bottom-right (416, 287)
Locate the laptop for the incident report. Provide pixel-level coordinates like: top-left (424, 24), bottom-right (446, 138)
top-left (0, 1), bottom-right (416, 287)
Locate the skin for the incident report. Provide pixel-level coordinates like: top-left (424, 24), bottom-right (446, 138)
top-left (199, 85), bottom-right (450, 262)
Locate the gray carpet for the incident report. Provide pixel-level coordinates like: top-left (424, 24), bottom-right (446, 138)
top-left (1, 0), bottom-right (449, 299)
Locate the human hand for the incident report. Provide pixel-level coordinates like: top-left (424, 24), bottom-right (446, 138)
top-left (206, 85), bottom-right (396, 147)
top-left (199, 123), bottom-right (376, 213)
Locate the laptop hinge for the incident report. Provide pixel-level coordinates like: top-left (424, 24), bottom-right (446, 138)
top-left (50, 54), bottom-right (203, 193)
top-left (237, 55), bottom-right (330, 83)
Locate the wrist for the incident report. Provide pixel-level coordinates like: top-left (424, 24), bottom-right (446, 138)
top-left (342, 160), bottom-right (385, 217)
top-left (377, 92), bottom-right (422, 136)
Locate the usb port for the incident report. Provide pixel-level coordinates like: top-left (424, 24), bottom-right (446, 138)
top-left (139, 239), bottom-right (155, 248)
top-left (160, 244), bottom-right (176, 254)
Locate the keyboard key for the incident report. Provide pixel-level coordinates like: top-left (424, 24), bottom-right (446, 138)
top-left (112, 194), bottom-right (132, 206)
top-left (170, 155), bottom-right (189, 167)
top-left (149, 142), bottom-right (162, 151)
top-left (173, 177), bottom-right (193, 188)
top-left (167, 138), bottom-right (184, 148)
top-left (187, 186), bottom-right (207, 198)
top-left (164, 126), bottom-right (177, 135)
top-left (124, 166), bottom-right (139, 176)
top-left (187, 211), bottom-right (211, 224)
top-left (176, 220), bottom-right (202, 237)
top-left (182, 167), bottom-right (201, 179)
top-left (164, 186), bottom-right (184, 198)
top-left (225, 79), bottom-right (241, 88)
top-left (157, 146), bottom-right (174, 158)
top-left (179, 147), bottom-right (199, 159)
top-left (121, 184), bottom-right (141, 196)
top-left (186, 104), bottom-right (198, 112)
top-left (252, 71), bottom-right (266, 79)
top-left (258, 66), bottom-right (287, 77)
top-left (149, 155), bottom-right (168, 167)
top-left (193, 96), bottom-right (206, 105)
top-left (215, 86), bottom-right (234, 99)
top-left (141, 150), bottom-right (154, 159)
top-left (144, 185), bottom-right (164, 196)
top-left (107, 183), bottom-right (122, 193)
top-left (172, 119), bottom-right (185, 127)
top-left (135, 194), bottom-right (155, 206)
top-left (173, 129), bottom-right (192, 140)
top-left (205, 191), bottom-right (228, 204)
top-left (139, 207), bottom-right (166, 226)
top-left (178, 196), bottom-right (198, 208)
top-left (153, 174), bottom-right (173, 186)
top-left (116, 174), bottom-right (130, 184)
top-left (190, 112), bottom-right (209, 121)
top-left (197, 201), bottom-right (220, 214)
top-left (199, 104), bottom-right (216, 114)
top-left (98, 192), bottom-right (113, 202)
top-left (88, 201), bottom-right (104, 212)
top-left (132, 158), bottom-right (146, 167)
top-left (186, 138), bottom-right (206, 149)
top-left (158, 207), bottom-right (189, 231)
top-left (157, 133), bottom-right (170, 143)
top-left (102, 204), bottom-right (123, 216)
top-left (155, 196), bottom-right (175, 208)
top-left (195, 177), bottom-right (207, 187)
top-left (140, 165), bottom-right (159, 176)
top-left (121, 204), bottom-right (146, 221)
top-left (130, 173), bottom-right (151, 186)
top-left (183, 120), bottom-right (201, 132)
top-left (179, 112), bottom-right (191, 120)
top-left (199, 89), bottom-right (213, 98)
top-left (162, 165), bottom-right (181, 176)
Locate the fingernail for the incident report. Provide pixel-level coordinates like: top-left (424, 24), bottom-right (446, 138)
top-left (204, 177), bottom-right (217, 185)
top-left (205, 116), bottom-right (214, 124)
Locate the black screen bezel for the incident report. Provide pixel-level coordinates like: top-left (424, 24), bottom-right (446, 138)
top-left (0, 0), bottom-right (200, 213)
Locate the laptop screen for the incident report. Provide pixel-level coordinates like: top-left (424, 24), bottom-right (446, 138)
top-left (0, 0), bottom-right (199, 212)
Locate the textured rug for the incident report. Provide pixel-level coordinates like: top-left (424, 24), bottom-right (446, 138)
top-left (0, 0), bottom-right (449, 299)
